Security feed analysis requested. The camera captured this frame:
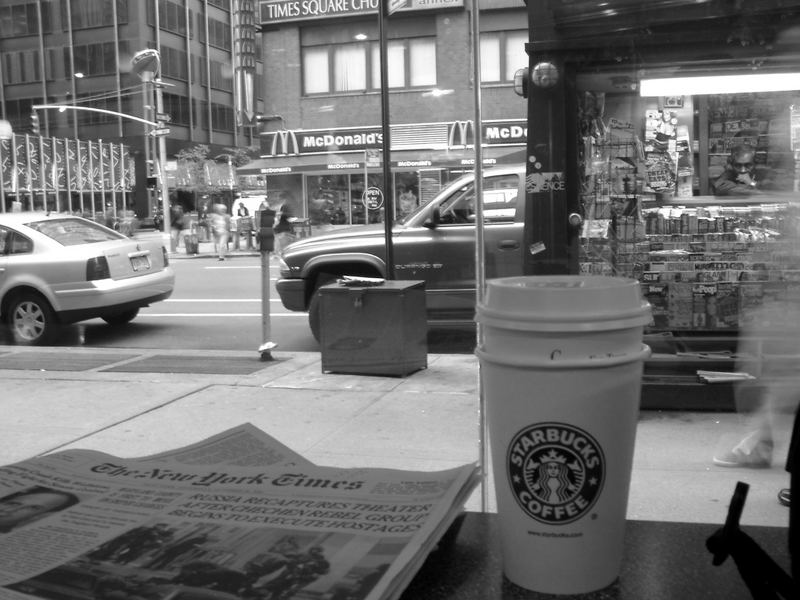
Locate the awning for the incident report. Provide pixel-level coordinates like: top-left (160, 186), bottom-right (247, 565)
top-left (237, 146), bottom-right (525, 176)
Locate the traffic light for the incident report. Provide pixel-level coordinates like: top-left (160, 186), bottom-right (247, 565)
top-left (146, 176), bottom-right (158, 190)
top-left (30, 112), bottom-right (40, 135)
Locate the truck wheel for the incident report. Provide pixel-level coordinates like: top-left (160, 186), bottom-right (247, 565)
top-left (6, 292), bottom-right (56, 346)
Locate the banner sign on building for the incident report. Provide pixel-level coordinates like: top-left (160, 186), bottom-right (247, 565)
top-left (235, 0), bottom-right (257, 126)
top-left (259, 0), bottom-right (464, 25)
top-left (1, 134), bottom-right (133, 213)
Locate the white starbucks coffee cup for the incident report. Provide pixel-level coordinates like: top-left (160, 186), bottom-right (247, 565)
top-left (476, 275), bottom-right (651, 595)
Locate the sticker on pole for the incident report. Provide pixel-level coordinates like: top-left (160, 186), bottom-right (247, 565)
top-left (363, 187), bottom-right (384, 210)
top-left (526, 172), bottom-right (565, 193)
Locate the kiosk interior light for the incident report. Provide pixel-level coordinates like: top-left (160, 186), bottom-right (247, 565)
top-left (640, 72), bottom-right (800, 96)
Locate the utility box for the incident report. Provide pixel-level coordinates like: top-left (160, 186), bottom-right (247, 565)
top-left (319, 280), bottom-right (427, 376)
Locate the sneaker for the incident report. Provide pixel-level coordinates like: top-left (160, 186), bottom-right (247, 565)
top-left (712, 440), bottom-right (773, 468)
top-left (778, 489), bottom-right (791, 507)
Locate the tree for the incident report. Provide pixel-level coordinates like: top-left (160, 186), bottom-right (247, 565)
top-left (221, 145), bottom-right (258, 168)
top-left (174, 144), bottom-right (258, 210)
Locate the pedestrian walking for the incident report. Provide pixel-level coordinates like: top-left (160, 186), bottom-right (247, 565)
top-left (210, 203), bottom-right (231, 261)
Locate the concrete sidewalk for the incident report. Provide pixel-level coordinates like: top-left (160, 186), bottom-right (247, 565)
top-left (0, 344), bottom-right (792, 530)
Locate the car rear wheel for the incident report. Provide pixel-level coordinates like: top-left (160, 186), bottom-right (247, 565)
top-left (7, 292), bottom-right (56, 346)
top-left (102, 308), bottom-right (140, 326)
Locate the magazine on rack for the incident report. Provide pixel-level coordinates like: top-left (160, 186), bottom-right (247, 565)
top-left (0, 423), bottom-right (480, 600)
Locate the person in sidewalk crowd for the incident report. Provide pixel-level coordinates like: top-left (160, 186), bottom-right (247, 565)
top-left (0, 487), bottom-right (79, 533)
top-left (236, 202), bottom-right (252, 248)
top-left (713, 142), bottom-right (763, 196)
top-left (713, 291), bottom-right (800, 507)
top-left (197, 199), bottom-right (210, 241)
top-left (169, 204), bottom-right (184, 253)
top-left (210, 203), bottom-right (231, 261)
top-left (273, 192), bottom-right (296, 256)
top-left (779, 405), bottom-right (798, 508)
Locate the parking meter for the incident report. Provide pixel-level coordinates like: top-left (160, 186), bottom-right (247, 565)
top-left (256, 207), bottom-right (276, 252)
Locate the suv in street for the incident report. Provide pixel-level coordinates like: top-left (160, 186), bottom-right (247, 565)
top-left (275, 165), bottom-right (527, 340)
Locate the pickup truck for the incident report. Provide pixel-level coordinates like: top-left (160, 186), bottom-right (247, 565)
top-left (275, 165), bottom-right (528, 340)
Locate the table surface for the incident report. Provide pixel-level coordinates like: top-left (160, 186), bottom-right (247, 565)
top-left (400, 512), bottom-right (792, 599)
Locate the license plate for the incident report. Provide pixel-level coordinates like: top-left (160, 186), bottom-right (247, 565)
top-left (130, 255), bottom-right (151, 272)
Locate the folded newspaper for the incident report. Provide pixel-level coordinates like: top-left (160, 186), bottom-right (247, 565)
top-left (0, 423), bottom-right (480, 600)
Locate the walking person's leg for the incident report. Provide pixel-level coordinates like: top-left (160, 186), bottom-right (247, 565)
top-left (219, 231), bottom-right (228, 260)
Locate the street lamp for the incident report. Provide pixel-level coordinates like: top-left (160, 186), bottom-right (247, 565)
top-left (131, 49), bottom-right (170, 236)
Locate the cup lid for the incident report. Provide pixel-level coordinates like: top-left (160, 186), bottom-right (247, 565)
top-left (477, 275), bottom-right (651, 331)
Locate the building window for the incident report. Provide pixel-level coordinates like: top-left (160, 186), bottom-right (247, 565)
top-left (0, 1), bottom-right (50, 36)
top-left (209, 59), bottom-right (234, 92)
top-left (2, 50), bottom-right (40, 84)
top-left (159, 0), bottom-right (187, 36)
top-left (74, 93), bottom-right (118, 125)
top-left (206, 17), bottom-right (232, 51)
top-left (71, 41), bottom-right (129, 77)
top-left (162, 92), bottom-right (191, 127)
top-left (303, 37), bottom-right (436, 95)
top-left (3, 98), bottom-right (41, 132)
top-left (334, 45), bottom-right (367, 92)
top-left (195, 56), bottom-right (206, 86)
top-left (161, 45), bottom-right (189, 81)
top-left (302, 47), bottom-right (329, 94)
top-left (66, 0), bottom-right (127, 29)
top-left (210, 101), bottom-right (235, 132)
top-left (480, 30), bottom-right (526, 83)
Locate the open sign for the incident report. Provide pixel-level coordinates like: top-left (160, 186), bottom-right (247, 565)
top-left (363, 187), bottom-right (384, 210)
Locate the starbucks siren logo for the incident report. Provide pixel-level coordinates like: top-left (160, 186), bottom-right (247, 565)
top-left (507, 422), bottom-right (604, 524)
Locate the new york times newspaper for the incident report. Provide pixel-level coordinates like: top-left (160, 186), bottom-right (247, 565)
top-left (0, 424), bottom-right (479, 600)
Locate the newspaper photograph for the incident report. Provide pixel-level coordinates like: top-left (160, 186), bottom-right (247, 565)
top-left (0, 426), bottom-right (480, 600)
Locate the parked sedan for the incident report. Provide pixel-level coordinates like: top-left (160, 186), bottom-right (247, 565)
top-left (0, 212), bottom-right (174, 345)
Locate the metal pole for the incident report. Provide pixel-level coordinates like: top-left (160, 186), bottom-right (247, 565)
top-left (154, 79), bottom-right (170, 236)
top-left (378, 0), bottom-right (394, 278)
top-left (259, 247), bottom-right (277, 360)
top-left (470, 0), bottom-right (489, 513)
top-left (141, 85), bottom-right (152, 218)
top-left (258, 206), bottom-right (277, 360)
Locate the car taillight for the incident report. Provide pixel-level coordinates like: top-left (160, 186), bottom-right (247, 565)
top-left (86, 256), bottom-right (110, 281)
top-left (162, 246), bottom-right (169, 266)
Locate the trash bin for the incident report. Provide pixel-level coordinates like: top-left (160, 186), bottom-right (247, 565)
top-left (319, 280), bottom-right (427, 376)
top-left (184, 232), bottom-right (199, 254)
